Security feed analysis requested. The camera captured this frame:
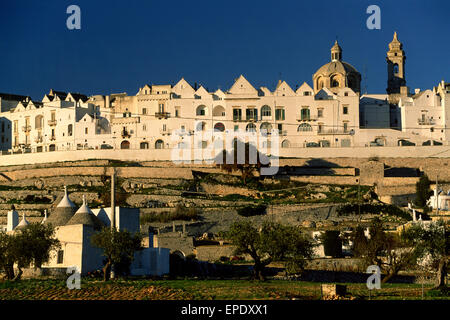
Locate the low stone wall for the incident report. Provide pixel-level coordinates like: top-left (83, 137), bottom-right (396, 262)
top-left (195, 245), bottom-right (236, 262)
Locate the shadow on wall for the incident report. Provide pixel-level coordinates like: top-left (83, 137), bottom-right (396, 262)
top-left (384, 166), bottom-right (421, 177)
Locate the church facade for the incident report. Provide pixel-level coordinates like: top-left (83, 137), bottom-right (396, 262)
top-left (0, 33), bottom-right (449, 159)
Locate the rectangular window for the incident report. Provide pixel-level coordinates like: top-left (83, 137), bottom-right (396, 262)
top-left (159, 104), bottom-right (165, 113)
top-left (301, 107), bottom-right (310, 120)
top-left (85, 128), bottom-right (88, 134)
top-left (343, 122), bottom-right (348, 132)
top-left (143, 125), bottom-right (147, 131)
top-left (175, 108), bottom-right (180, 117)
top-left (318, 123), bottom-right (324, 133)
top-left (275, 108), bottom-right (285, 121)
top-left (142, 108), bottom-right (147, 115)
top-left (343, 105), bottom-right (349, 115)
top-left (57, 250), bottom-right (64, 264)
top-left (234, 125), bottom-right (239, 131)
top-left (246, 108), bottom-right (257, 121)
top-left (233, 108), bottom-right (242, 121)
top-left (317, 109), bottom-right (323, 118)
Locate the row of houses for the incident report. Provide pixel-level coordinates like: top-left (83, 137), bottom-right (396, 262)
top-left (1, 34), bottom-right (449, 157)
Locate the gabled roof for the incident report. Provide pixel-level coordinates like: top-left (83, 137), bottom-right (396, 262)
top-left (274, 80), bottom-right (295, 96)
top-left (172, 78), bottom-right (195, 96)
top-left (194, 86), bottom-right (209, 98)
top-left (315, 87), bottom-right (335, 100)
top-left (0, 93), bottom-right (30, 102)
top-left (259, 87), bottom-right (272, 96)
top-left (66, 92), bottom-right (88, 103)
top-left (295, 82), bottom-right (314, 95)
top-left (228, 75), bottom-right (258, 95)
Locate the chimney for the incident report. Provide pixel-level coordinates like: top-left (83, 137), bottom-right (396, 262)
top-left (105, 95), bottom-right (110, 108)
top-left (172, 221), bottom-right (176, 233)
top-left (7, 208), bottom-right (19, 231)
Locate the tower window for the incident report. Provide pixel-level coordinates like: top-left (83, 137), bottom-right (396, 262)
top-left (393, 64), bottom-right (399, 74)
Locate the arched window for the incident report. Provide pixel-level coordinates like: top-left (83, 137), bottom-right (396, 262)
top-left (298, 123), bottom-right (312, 132)
top-left (140, 142), bottom-right (149, 149)
top-left (120, 140), bottom-right (130, 149)
top-left (330, 75), bottom-right (339, 87)
top-left (68, 124), bottom-right (73, 137)
top-left (246, 123), bottom-right (256, 132)
top-left (260, 122), bottom-right (272, 131)
top-left (155, 139), bottom-right (164, 149)
top-left (260, 105), bottom-right (271, 118)
top-left (212, 105), bottom-right (225, 117)
top-left (281, 140), bottom-right (291, 148)
top-left (196, 121), bottom-right (206, 131)
top-left (214, 122), bottom-right (225, 132)
top-left (393, 63), bottom-right (399, 74)
top-left (196, 105), bottom-right (207, 116)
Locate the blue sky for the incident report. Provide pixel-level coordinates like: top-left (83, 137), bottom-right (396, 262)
top-left (0, 0), bottom-right (449, 99)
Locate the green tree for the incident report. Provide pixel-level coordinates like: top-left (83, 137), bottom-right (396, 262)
top-left (91, 227), bottom-right (143, 281)
top-left (402, 220), bottom-right (448, 289)
top-left (0, 223), bottom-right (60, 281)
top-left (351, 217), bottom-right (416, 283)
top-left (0, 232), bottom-right (16, 280)
top-left (415, 174), bottom-right (432, 209)
top-left (227, 220), bottom-right (314, 280)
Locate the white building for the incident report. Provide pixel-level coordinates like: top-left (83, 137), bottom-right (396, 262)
top-left (0, 34), bottom-right (449, 159)
top-left (6, 187), bottom-right (170, 276)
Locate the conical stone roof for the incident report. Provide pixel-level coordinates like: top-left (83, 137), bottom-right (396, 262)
top-left (66, 195), bottom-right (104, 230)
top-left (16, 213), bottom-right (29, 230)
top-left (45, 186), bottom-right (76, 227)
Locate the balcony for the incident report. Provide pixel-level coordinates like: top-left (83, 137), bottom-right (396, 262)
top-left (49, 135), bottom-right (56, 141)
top-left (48, 119), bottom-right (57, 126)
top-left (318, 129), bottom-right (351, 135)
top-left (155, 112), bottom-right (170, 119)
top-left (22, 125), bottom-right (31, 132)
top-left (278, 130), bottom-right (288, 136)
top-left (418, 118), bottom-right (435, 125)
top-left (297, 116), bottom-right (317, 122)
top-left (245, 116), bottom-right (258, 122)
top-left (233, 117), bottom-right (244, 122)
top-left (160, 129), bottom-right (172, 135)
top-left (121, 130), bottom-right (131, 138)
top-left (34, 136), bottom-right (43, 143)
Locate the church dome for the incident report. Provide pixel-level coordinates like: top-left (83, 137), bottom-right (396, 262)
top-left (313, 40), bottom-right (361, 94)
top-left (45, 186), bottom-right (76, 227)
top-left (315, 60), bottom-right (359, 77)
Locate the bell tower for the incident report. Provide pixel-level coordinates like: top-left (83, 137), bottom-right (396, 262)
top-left (386, 32), bottom-right (406, 95)
top-left (331, 40), bottom-right (342, 61)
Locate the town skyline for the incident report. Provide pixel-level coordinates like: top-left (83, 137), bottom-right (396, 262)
top-left (0, 0), bottom-right (449, 98)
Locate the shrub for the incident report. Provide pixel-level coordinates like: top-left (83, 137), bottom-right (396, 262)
top-left (337, 203), bottom-right (411, 220)
top-left (140, 204), bottom-right (201, 224)
top-left (236, 204), bottom-right (267, 217)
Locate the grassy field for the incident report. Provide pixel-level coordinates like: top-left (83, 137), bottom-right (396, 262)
top-left (0, 279), bottom-right (447, 300)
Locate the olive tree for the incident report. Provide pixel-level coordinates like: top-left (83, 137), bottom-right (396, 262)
top-left (227, 220), bottom-right (314, 280)
top-left (91, 227), bottom-right (143, 281)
